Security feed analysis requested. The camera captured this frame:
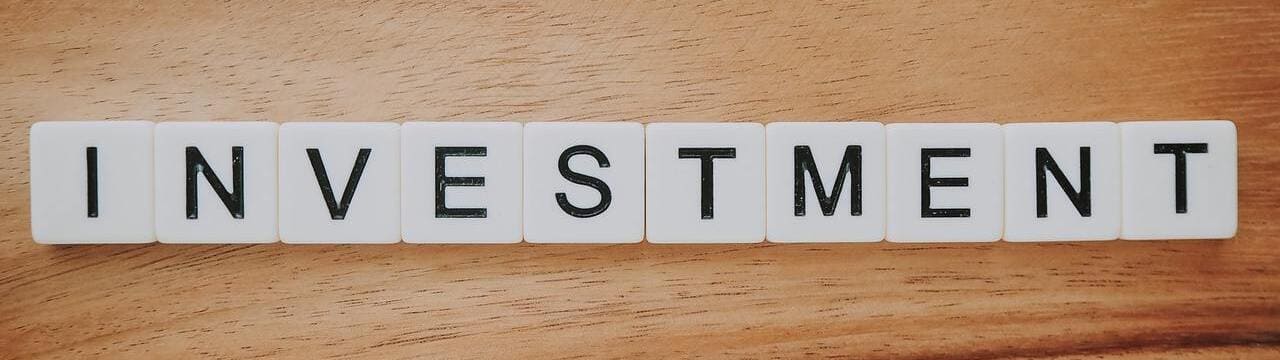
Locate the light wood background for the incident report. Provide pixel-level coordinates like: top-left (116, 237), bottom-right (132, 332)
top-left (2, 1), bottom-right (1279, 359)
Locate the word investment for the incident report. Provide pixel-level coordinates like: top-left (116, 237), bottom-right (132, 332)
top-left (29, 121), bottom-right (1237, 245)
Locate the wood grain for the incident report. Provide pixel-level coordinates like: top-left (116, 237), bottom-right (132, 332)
top-left (2, 1), bottom-right (1279, 358)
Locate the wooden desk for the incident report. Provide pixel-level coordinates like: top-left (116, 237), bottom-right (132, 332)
top-left (2, 1), bottom-right (1278, 358)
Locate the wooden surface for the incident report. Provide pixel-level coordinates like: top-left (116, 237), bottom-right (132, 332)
top-left (2, 1), bottom-right (1279, 359)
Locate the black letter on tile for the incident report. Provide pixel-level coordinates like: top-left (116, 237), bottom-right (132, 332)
top-left (435, 146), bottom-right (487, 218)
top-left (186, 146), bottom-right (244, 219)
top-left (308, 148), bottom-right (372, 220)
top-left (794, 145), bottom-right (862, 216)
top-left (86, 147), bottom-right (98, 218)
top-left (1036, 147), bottom-right (1092, 218)
top-left (920, 148), bottom-right (970, 218)
top-left (678, 147), bottom-right (736, 219)
top-left (1154, 143), bottom-right (1208, 214)
top-left (557, 145), bottom-right (612, 218)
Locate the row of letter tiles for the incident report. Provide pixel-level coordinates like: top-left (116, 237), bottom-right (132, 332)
top-left (28, 120), bottom-right (1237, 244)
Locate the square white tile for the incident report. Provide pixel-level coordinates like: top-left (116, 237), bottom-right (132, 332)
top-left (523, 122), bottom-right (644, 243)
top-left (30, 121), bottom-right (156, 244)
top-left (765, 122), bottom-right (885, 243)
top-left (1120, 120), bottom-right (1237, 240)
top-left (155, 122), bottom-right (278, 244)
top-left (885, 123), bottom-right (1003, 242)
top-left (1003, 122), bottom-right (1120, 242)
top-left (646, 123), bottom-right (765, 243)
top-left (279, 122), bottom-right (400, 244)
top-left (402, 122), bottom-right (522, 244)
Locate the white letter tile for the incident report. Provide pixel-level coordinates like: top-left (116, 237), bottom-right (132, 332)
top-left (155, 122), bottom-right (278, 244)
top-left (886, 123), bottom-right (1003, 243)
top-left (1004, 122), bottom-right (1120, 242)
top-left (279, 122), bottom-right (400, 244)
top-left (1121, 120), bottom-right (1237, 240)
top-left (30, 121), bottom-right (155, 244)
top-left (766, 122), bottom-right (885, 243)
top-left (402, 122), bottom-right (522, 244)
top-left (646, 123), bottom-right (765, 244)
top-left (524, 122), bottom-right (644, 243)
